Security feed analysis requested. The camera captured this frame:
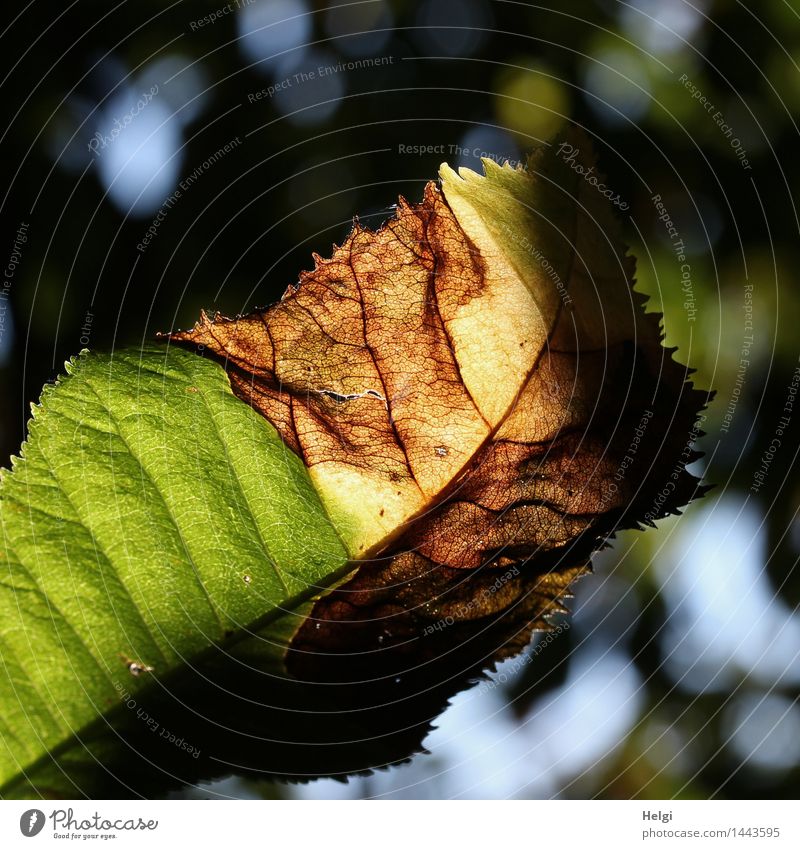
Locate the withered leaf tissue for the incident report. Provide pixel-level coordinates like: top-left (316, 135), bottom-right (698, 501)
top-left (166, 129), bottom-right (709, 696)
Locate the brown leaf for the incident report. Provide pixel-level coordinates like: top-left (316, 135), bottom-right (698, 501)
top-left (165, 128), bottom-right (709, 693)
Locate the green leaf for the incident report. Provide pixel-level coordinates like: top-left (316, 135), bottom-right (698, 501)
top-left (0, 345), bottom-right (349, 797)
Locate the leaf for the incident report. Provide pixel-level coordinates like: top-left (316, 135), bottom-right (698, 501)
top-left (0, 130), bottom-right (709, 797)
top-left (0, 346), bottom-right (351, 797)
top-left (169, 128), bottom-right (709, 690)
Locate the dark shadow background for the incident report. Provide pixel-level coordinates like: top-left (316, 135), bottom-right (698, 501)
top-left (0, 0), bottom-right (798, 799)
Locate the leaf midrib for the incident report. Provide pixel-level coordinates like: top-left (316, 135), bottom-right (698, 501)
top-left (356, 190), bottom-right (577, 563)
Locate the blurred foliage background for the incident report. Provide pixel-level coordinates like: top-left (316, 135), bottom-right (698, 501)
top-left (1, 0), bottom-right (799, 799)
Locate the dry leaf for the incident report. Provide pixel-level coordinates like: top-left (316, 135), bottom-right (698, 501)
top-left (167, 128), bottom-right (708, 687)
